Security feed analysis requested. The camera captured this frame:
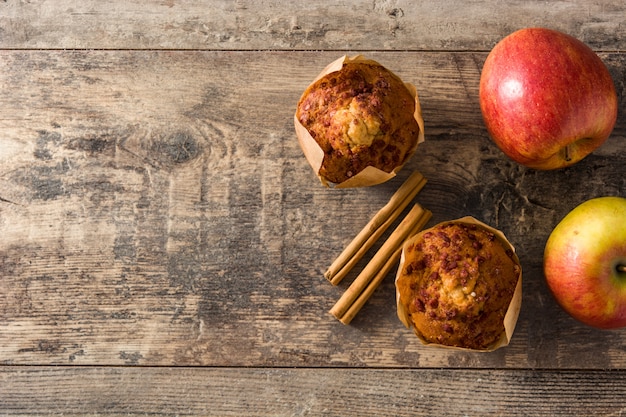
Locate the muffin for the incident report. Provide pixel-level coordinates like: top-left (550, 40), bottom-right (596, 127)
top-left (395, 217), bottom-right (522, 351)
top-left (295, 55), bottom-right (424, 187)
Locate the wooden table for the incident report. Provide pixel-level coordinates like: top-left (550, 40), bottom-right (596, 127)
top-left (1, 1), bottom-right (625, 415)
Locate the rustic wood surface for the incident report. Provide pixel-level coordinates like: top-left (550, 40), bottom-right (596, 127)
top-left (1, 1), bottom-right (626, 415)
top-left (2, 0), bottom-right (626, 51)
top-left (2, 367), bottom-right (625, 416)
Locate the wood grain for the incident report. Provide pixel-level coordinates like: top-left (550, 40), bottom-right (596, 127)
top-left (2, 1), bottom-right (626, 414)
top-left (2, 0), bottom-right (626, 51)
top-left (1, 50), bottom-right (625, 369)
top-left (1, 366), bottom-right (625, 416)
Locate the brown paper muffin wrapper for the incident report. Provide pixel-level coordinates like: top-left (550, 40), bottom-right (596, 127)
top-left (395, 216), bottom-right (523, 352)
top-left (294, 55), bottom-right (425, 188)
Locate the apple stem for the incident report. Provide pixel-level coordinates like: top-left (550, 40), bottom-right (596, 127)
top-left (564, 144), bottom-right (572, 162)
top-left (619, 265), bottom-right (626, 273)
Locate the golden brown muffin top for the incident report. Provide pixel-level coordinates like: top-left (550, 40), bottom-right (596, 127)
top-left (296, 62), bottom-right (420, 184)
top-left (396, 222), bottom-right (520, 350)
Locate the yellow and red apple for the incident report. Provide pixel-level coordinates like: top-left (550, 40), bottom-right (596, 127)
top-left (479, 27), bottom-right (618, 170)
top-left (544, 197), bottom-right (626, 329)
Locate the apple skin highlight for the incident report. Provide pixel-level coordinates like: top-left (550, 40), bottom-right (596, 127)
top-left (479, 27), bottom-right (618, 170)
top-left (544, 197), bottom-right (626, 329)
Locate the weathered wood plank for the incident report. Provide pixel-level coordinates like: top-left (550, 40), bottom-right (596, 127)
top-left (1, 0), bottom-right (626, 51)
top-left (0, 50), bottom-right (625, 368)
top-left (0, 366), bottom-right (625, 416)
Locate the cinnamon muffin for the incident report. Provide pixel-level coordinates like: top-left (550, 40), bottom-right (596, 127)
top-left (396, 219), bottom-right (521, 350)
top-left (296, 58), bottom-right (422, 185)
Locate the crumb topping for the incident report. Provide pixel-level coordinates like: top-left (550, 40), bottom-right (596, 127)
top-left (397, 222), bottom-right (520, 350)
top-left (296, 62), bottom-right (420, 184)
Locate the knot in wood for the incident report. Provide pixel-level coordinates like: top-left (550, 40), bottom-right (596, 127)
top-left (159, 131), bottom-right (200, 164)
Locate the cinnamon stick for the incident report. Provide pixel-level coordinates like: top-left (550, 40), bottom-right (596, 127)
top-left (329, 203), bottom-right (430, 322)
top-left (337, 208), bottom-right (432, 324)
top-left (325, 171), bottom-right (427, 285)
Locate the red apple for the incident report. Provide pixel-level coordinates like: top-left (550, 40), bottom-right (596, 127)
top-left (544, 197), bottom-right (626, 329)
top-left (479, 27), bottom-right (618, 170)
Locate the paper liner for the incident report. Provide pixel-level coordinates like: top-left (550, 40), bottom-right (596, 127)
top-left (395, 216), bottom-right (523, 352)
top-left (294, 55), bottom-right (425, 188)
